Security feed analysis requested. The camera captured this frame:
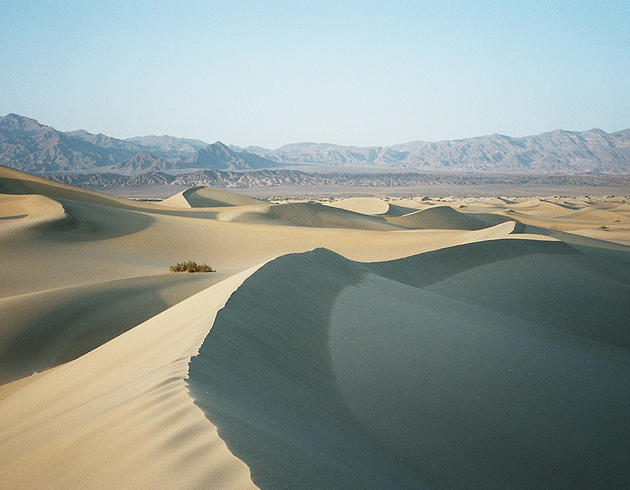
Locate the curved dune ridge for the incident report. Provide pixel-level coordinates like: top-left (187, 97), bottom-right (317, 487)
top-left (509, 197), bottom-right (576, 217)
top-left (388, 205), bottom-right (490, 230)
top-left (225, 200), bottom-right (402, 230)
top-left (325, 197), bottom-right (419, 217)
top-left (0, 164), bottom-right (150, 211)
top-left (0, 272), bottom-right (227, 385)
top-left (324, 196), bottom-right (391, 215)
top-left (163, 186), bottom-right (264, 208)
top-left (0, 193), bottom-right (68, 233)
top-left (188, 242), bottom-right (630, 489)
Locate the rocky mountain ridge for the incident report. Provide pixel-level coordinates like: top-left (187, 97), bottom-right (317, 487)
top-left (0, 114), bottom-right (278, 173)
top-left (240, 129), bottom-right (630, 172)
top-left (2, 113), bottom-right (629, 174)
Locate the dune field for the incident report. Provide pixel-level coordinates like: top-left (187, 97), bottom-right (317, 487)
top-left (1, 163), bottom-right (629, 488)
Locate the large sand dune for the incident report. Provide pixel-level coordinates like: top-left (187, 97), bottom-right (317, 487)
top-left (1, 167), bottom-right (629, 488)
top-left (189, 245), bottom-right (630, 488)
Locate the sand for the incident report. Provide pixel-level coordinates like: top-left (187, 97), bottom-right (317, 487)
top-left (0, 268), bottom-right (260, 489)
top-left (1, 163), bottom-right (629, 488)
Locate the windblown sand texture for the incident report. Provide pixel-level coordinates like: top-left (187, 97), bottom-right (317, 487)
top-left (1, 164), bottom-right (629, 488)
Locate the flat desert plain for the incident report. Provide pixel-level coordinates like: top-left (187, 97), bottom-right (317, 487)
top-left (1, 164), bottom-right (630, 488)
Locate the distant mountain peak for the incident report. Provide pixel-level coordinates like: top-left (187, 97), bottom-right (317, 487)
top-left (210, 141), bottom-right (232, 151)
top-left (1, 113), bottom-right (47, 131)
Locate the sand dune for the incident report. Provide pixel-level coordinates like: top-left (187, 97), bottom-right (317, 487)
top-left (325, 197), bottom-right (420, 217)
top-left (225, 200), bottom-right (401, 230)
top-left (558, 205), bottom-right (630, 223)
top-left (158, 189), bottom-right (193, 208)
top-left (189, 244), bottom-right (630, 488)
top-left (0, 164), bottom-right (150, 211)
top-left (0, 269), bottom-right (260, 489)
top-left (509, 197), bottom-right (573, 217)
top-left (162, 186), bottom-right (264, 208)
top-left (1, 167), bottom-right (629, 488)
top-left (0, 273), bottom-right (226, 385)
top-left (383, 202), bottom-right (419, 216)
top-left (0, 193), bottom-right (67, 234)
top-left (324, 196), bottom-right (391, 215)
top-left (387, 205), bottom-right (490, 230)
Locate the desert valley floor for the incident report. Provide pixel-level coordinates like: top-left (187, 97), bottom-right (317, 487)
top-left (1, 164), bottom-right (630, 488)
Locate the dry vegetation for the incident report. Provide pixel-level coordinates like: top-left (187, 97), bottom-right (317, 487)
top-left (169, 261), bottom-right (215, 273)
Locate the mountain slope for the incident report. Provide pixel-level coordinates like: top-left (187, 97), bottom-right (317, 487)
top-left (2, 113), bottom-right (629, 173)
top-left (112, 152), bottom-right (174, 172)
top-left (0, 114), bottom-right (140, 172)
top-left (246, 129), bottom-right (630, 172)
top-left (127, 134), bottom-right (209, 160)
top-left (179, 141), bottom-right (279, 170)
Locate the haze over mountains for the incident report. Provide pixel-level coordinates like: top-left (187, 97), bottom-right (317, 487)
top-left (1, 113), bottom-right (629, 174)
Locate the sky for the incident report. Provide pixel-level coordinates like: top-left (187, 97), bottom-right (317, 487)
top-left (1, 0), bottom-right (629, 148)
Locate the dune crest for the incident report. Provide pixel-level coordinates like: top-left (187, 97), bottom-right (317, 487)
top-left (0, 193), bottom-right (67, 234)
top-left (161, 186), bottom-right (264, 209)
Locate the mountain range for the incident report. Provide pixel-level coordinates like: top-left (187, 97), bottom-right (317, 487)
top-left (1, 113), bottom-right (629, 174)
top-left (0, 114), bottom-right (279, 173)
top-left (239, 129), bottom-right (630, 173)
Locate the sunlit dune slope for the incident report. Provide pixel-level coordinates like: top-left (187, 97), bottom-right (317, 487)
top-left (0, 268), bottom-right (261, 489)
top-left (324, 196), bottom-right (390, 215)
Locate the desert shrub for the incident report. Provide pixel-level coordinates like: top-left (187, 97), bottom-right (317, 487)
top-left (170, 261), bottom-right (215, 273)
top-left (599, 225), bottom-right (610, 230)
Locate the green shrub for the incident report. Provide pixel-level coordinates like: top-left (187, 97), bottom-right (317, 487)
top-left (170, 261), bottom-right (215, 273)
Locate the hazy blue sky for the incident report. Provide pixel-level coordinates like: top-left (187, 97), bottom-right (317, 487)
top-left (1, 1), bottom-right (628, 147)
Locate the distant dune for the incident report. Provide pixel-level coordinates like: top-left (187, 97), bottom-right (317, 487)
top-left (388, 205), bottom-right (489, 230)
top-left (324, 196), bottom-right (391, 215)
top-left (226, 201), bottom-right (402, 230)
top-left (1, 166), bottom-right (629, 488)
top-left (181, 186), bottom-right (265, 208)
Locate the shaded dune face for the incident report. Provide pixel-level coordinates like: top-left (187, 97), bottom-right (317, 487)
top-left (31, 199), bottom-right (156, 242)
top-left (230, 201), bottom-right (403, 230)
top-left (189, 242), bottom-right (630, 489)
top-left (182, 186), bottom-right (263, 208)
top-left (388, 205), bottom-right (490, 230)
top-left (188, 250), bottom-right (424, 489)
top-left (0, 273), bottom-right (222, 385)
